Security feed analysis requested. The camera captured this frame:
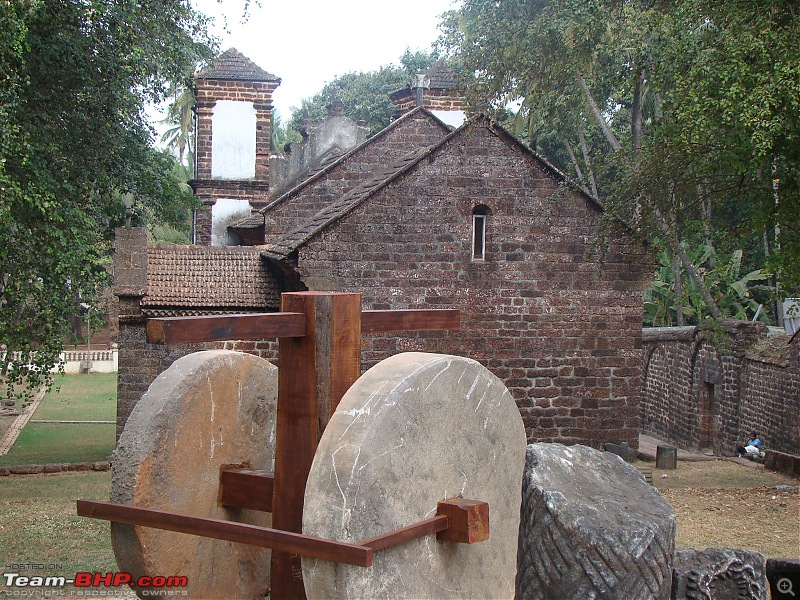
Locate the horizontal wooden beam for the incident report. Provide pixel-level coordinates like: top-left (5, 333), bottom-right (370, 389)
top-left (77, 500), bottom-right (372, 567)
top-left (361, 309), bottom-right (460, 334)
top-left (77, 497), bottom-right (487, 566)
top-left (146, 313), bottom-right (307, 345)
top-left (145, 308), bottom-right (460, 345)
top-left (360, 515), bottom-right (448, 552)
top-left (219, 469), bottom-right (274, 513)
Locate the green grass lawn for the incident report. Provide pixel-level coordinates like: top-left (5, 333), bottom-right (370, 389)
top-left (0, 373), bottom-right (116, 466)
top-left (33, 372), bottom-right (117, 421)
top-left (0, 471), bottom-right (117, 580)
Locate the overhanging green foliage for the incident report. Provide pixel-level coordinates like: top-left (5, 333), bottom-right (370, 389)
top-left (439, 0), bottom-right (800, 316)
top-left (0, 0), bottom-right (215, 400)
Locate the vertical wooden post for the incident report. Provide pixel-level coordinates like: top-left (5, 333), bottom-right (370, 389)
top-left (270, 292), bottom-right (361, 599)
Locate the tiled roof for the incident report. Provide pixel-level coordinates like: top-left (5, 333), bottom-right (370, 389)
top-left (196, 48), bottom-right (280, 82)
top-left (143, 245), bottom-right (279, 308)
top-left (261, 115), bottom-right (605, 262)
top-left (229, 213), bottom-right (264, 231)
top-left (425, 61), bottom-right (459, 89)
top-left (262, 146), bottom-right (434, 260)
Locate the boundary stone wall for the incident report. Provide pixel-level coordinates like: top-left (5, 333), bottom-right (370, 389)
top-left (641, 322), bottom-right (799, 457)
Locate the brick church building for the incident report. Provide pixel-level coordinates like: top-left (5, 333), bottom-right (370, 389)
top-left (114, 49), bottom-right (650, 448)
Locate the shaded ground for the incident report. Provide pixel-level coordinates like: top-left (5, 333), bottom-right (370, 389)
top-left (641, 459), bottom-right (799, 559)
top-left (0, 471), bottom-right (126, 596)
top-left (0, 459), bottom-right (795, 598)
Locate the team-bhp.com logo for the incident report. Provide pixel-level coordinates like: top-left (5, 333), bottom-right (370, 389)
top-left (4, 572), bottom-right (187, 590)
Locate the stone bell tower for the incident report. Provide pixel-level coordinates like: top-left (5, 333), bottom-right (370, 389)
top-left (191, 48), bottom-right (280, 245)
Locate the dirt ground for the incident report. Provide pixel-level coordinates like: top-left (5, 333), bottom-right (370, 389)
top-left (641, 459), bottom-right (799, 559)
top-left (2, 413), bottom-right (797, 561)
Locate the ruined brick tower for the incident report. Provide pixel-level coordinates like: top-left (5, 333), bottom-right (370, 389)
top-left (389, 61), bottom-right (466, 122)
top-left (191, 49), bottom-right (280, 245)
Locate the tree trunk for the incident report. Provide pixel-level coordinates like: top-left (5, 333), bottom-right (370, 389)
top-left (675, 243), bottom-right (721, 319)
top-left (576, 72), bottom-right (622, 152)
top-left (672, 250), bottom-right (684, 326)
top-left (563, 139), bottom-right (588, 192)
top-left (577, 123), bottom-right (599, 198)
top-left (654, 207), bottom-right (722, 319)
top-left (631, 69), bottom-right (645, 151)
top-left (772, 164), bottom-right (783, 328)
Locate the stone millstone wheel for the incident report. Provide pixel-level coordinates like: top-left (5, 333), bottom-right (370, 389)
top-left (302, 352), bottom-right (527, 600)
top-left (111, 350), bottom-right (278, 599)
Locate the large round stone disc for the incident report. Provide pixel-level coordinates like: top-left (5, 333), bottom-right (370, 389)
top-left (111, 350), bottom-right (277, 599)
top-left (302, 352), bottom-right (526, 599)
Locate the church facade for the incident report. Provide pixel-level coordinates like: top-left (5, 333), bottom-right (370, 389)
top-left (114, 50), bottom-right (650, 448)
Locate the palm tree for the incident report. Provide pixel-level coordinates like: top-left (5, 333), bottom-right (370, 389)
top-left (160, 85), bottom-right (196, 177)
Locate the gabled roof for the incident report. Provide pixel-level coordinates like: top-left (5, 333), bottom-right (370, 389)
top-left (229, 107), bottom-right (451, 234)
top-left (263, 146), bottom-right (431, 260)
top-left (196, 48), bottom-right (280, 82)
top-left (262, 115), bottom-right (607, 262)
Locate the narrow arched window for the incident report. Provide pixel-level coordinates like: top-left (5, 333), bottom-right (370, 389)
top-left (472, 205), bottom-right (490, 261)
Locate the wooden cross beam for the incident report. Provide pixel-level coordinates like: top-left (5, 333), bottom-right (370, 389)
top-left (145, 292), bottom-right (459, 599)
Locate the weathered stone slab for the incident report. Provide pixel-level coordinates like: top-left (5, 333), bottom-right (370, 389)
top-left (111, 350), bottom-right (278, 599)
top-left (516, 443), bottom-right (676, 600)
top-left (302, 352), bottom-right (527, 599)
top-left (766, 558), bottom-right (800, 600)
top-left (672, 548), bottom-right (767, 600)
top-left (604, 441), bottom-right (638, 463)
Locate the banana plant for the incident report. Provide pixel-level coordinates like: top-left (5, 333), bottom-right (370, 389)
top-left (644, 243), bottom-right (771, 326)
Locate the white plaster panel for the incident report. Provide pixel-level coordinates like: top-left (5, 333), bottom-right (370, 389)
top-left (212, 100), bottom-right (257, 179)
top-left (212, 198), bottom-right (252, 246)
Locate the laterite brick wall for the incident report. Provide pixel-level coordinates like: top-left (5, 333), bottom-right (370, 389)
top-left (194, 79), bottom-right (277, 182)
top-left (294, 123), bottom-right (650, 448)
top-left (641, 323), bottom-right (800, 457)
top-left (193, 78), bottom-right (278, 245)
top-left (391, 88), bottom-right (468, 115)
top-left (113, 229), bottom-right (281, 439)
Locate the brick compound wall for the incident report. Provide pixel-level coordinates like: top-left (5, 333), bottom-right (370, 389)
top-left (642, 322), bottom-right (799, 457)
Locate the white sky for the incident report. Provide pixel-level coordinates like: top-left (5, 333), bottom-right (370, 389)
top-left (190, 0), bottom-right (460, 122)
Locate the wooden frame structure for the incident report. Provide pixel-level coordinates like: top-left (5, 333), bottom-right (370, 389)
top-left (78, 292), bottom-right (490, 599)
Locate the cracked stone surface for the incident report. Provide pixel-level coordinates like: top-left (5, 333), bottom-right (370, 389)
top-left (302, 352), bottom-right (526, 600)
top-left (111, 350), bottom-right (278, 599)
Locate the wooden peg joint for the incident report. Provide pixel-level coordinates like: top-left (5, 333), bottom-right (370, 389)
top-left (436, 499), bottom-right (490, 544)
top-left (219, 468), bottom-right (274, 513)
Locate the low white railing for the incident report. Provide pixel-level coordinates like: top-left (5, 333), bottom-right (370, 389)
top-left (4, 347), bottom-right (118, 374)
